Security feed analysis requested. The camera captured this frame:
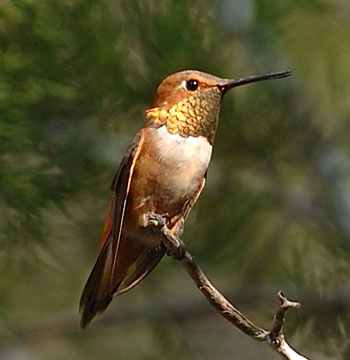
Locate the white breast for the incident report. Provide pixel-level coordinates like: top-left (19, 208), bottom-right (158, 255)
top-left (150, 126), bottom-right (212, 174)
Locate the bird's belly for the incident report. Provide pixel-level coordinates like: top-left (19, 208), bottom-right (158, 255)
top-left (125, 126), bottom-right (212, 243)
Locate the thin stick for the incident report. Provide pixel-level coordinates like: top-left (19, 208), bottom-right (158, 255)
top-left (159, 224), bottom-right (309, 360)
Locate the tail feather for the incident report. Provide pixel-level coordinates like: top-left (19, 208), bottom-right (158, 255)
top-left (80, 291), bottom-right (115, 329)
top-left (79, 237), bottom-right (165, 329)
top-left (117, 245), bottom-right (166, 295)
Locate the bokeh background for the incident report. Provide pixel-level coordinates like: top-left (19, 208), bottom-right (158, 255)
top-left (1, 0), bottom-right (349, 359)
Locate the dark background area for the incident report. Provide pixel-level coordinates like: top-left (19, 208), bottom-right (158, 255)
top-left (0, 0), bottom-right (349, 359)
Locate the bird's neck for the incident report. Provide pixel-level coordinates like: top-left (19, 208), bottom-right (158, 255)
top-left (145, 90), bottom-right (221, 144)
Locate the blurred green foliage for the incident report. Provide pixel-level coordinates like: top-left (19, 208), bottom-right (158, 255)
top-left (0, 0), bottom-right (349, 359)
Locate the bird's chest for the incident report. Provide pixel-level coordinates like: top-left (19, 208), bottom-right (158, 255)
top-left (131, 126), bottom-right (212, 209)
top-left (146, 126), bottom-right (211, 192)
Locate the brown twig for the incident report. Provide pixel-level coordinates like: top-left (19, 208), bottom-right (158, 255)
top-left (159, 223), bottom-right (309, 360)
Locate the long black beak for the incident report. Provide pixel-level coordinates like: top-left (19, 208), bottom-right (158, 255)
top-left (219, 70), bottom-right (292, 93)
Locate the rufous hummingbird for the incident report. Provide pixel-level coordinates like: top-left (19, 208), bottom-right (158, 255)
top-left (79, 69), bottom-right (291, 328)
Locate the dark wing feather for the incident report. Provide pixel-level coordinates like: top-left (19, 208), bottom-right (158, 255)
top-left (79, 132), bottom-right (144, 329)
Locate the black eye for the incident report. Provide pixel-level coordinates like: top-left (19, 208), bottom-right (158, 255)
top-left (185, 79), bottom-right (199, 91)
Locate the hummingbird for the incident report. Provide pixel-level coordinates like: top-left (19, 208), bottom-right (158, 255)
top-left (79, 69), bottom-right (291, 328)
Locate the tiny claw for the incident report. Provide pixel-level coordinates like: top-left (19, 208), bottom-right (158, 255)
top-left (148, 218), bottom-right (160, 227)
top-left (147, 213), bottom-right (166, 228)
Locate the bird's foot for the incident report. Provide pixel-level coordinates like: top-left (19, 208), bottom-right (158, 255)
top-left (146, 213), bottom-right (168, 230)
top-left (164, 233), bottom-right (185, 260)
top-left (146, 212), bottom-right (185, 260)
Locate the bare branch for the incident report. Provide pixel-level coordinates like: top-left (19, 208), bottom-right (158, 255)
top-left (270, 291), bottom-right (301, 343)
top-left (159, 223), bottom-right (309, 360)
